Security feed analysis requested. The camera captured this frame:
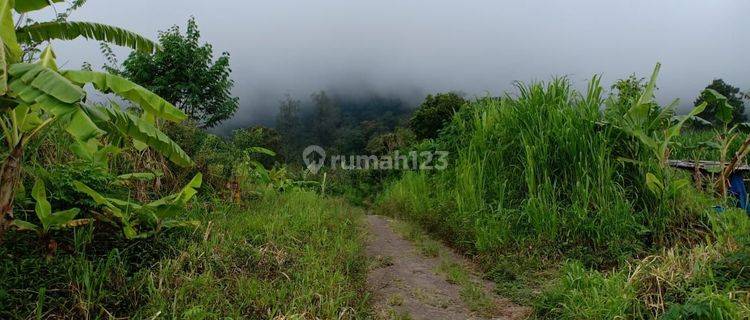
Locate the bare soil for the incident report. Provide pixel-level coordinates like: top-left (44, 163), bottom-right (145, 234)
top-left (364, 215), bottom-right (530, 320)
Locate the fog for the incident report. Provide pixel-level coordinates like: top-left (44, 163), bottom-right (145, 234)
top-left (42, 0), bottom-right (750, 132)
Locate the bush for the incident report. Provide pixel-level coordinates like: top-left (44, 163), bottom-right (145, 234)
top-left (409, 92), bottom-right (467, 140)
top-left (382, 77), bottom-right (713, 263)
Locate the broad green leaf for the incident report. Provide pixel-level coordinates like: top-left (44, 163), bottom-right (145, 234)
top-left (44, 208), bottom-right (80, 230)
top-left (645, 172), bottom-right (664, 195)
top-left (665, 102), bottom-right (707, 141)
top-left (636, 62), bottom-right (660, 107)
top-left (64, 107), bottom-right (103, 141)
top-left (625, 103), bottom-right (651, 126)
top-left (38, 45), bottom-right (58, 71)
top-left (69, 138), bottom-right (99, 161)
top-left (246, 146), bottom-right (276, 157)
top-left (62, 70), bottom-right (186, 122)
top-left (625, 63), bottom-right (661, 127)
top-left (671, 178), bottom-right (691, 195)
top-left (107, 197), bottom-right (142, 212)
top-left (85, 105), bottom-right (193, 167)
top-left (13, 0), bottom-right (63, 13)
top-left (704, 89), bottom-right (734, 124)
top-left (12, 220), bottom-right (40, 232)
top-left (145, 204), bottom-right (181, 221)
top-left (162, 220), bottom-right (200, 229)
top-left (8, 63), bottom-right (84, 104)
top-left (173, 173), bottom-right (202, 205)
top-left (16, 21), bottom-right (158, 53)
top-left (1, 0), bottom-right (22, 61)
top-left (145, 173), bottom-right (201, 220)
top-left (93, 144), bottom-right (120, 168)
top-left (147, 173), bottom-right (202, 208)
top-left (31, 178), bottom-right (51, 227)
top-left (117, 172), bottom-right (160, 182)
top-left (123, 224), bottom-right (137, 239)
top-left (72, 181), bottom-right (117, 210)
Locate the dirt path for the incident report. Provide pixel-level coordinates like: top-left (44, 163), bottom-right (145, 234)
top-left (364, 215), bottom-right (529, 320)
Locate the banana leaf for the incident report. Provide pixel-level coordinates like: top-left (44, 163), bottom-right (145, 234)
top-left (62, 70), bottom-right (186, 122)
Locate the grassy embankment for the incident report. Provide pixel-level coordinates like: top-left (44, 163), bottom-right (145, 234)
top-left (376, 74), bottom-right (750, 318)
top-left (1, 190), bottom-right (369, 319)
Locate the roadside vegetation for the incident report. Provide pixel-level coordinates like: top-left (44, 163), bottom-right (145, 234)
top-left (2, 1), bottom-right (748, 319)
top-left (376, 65), bottom-right (750, 318)
top-left (1, 2), bottom-right (367, 319)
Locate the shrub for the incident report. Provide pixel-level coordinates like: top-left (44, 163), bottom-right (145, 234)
top-left (409, 92), bottom-right (467, 140)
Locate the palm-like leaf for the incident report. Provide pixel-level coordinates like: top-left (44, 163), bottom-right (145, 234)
top-left (62, 70), bottom-right (186, 122)
top-left (8, 63), bottom-right (84, 104)
top-left (16, 21), bottom-right (159, 53)
top-left (1, 0), bottom-right (21, 62)
top-left (84, 105), bottom-right (193, 167)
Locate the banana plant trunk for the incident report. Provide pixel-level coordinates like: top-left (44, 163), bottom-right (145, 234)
top-left (0, 144), bottom-right (23, 241)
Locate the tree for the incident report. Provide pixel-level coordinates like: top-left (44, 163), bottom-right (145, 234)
top-left (409, 92), bottom-right (466, 140)
top-left (0, 1), bottom-right (192, 240)
top-left (695, 79), bottom-right (746, 126)
top-left (611, 74), bottom-right (646, 104)
top-left (121, 17), bottom-right (239, 128)
top-left (311, 91), bottom-right (341, 148)
top-left (275, 94), bottom-right (302, 159)
top-left (231, 126), bottom-right (282, 166)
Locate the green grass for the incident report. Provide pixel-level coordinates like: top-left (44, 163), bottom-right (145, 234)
top-left (436, 260), bottom-right (495, 315)
top-left (376, 76), bottom-right (749, 318)
top-left (1, 190), bottom-right (369, 319)
top-left (537, 209), bottom-right (750, 319)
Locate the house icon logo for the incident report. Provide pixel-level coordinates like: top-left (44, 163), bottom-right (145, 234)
top-left (302, 145), bottom-right (326, 174)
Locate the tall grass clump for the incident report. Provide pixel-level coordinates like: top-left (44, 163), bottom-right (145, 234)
top-left (379, 69), bottom-right (712, 265)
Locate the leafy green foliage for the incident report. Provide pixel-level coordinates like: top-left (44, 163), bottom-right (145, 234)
top-left (62, 70), bottom-right (187, 122)
top-left (0, 2), bottom-right (197, 246)
top-left (12, 178), bottom-right (90, 235)
top-left (85, 104), bottom-right (193, 167)
top-left (8, 62), bottom-right (84, 104)
top-left (379, 65), bottom-right (716, 267)
top-left (73, 173), bottom-right (202, 239)
top-left (409, 92), bottom-right (466, 140)
top-left (1, 191), bottom-right (369, 318)
top-left (16, 21), bottom-right (158, 54)
top-left (121, 17), bottom-right (238, 128)
top-left (12, 0), bottom-right (63, 13)
top-left (536, 261), bottom-right (636, 319)
top-left (610, 73), bottom-right (646, 105)
top-left (695, 79), bottom-right (747, 127)
top-left (31, 161), bottom-right (121, 209)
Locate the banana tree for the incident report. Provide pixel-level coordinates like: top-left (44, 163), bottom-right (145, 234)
top-left (0, 0), bottom-right (192, 240)
top-left (12, 177), bottom-right (92, 238)
top-left (73, 173), bottom-right (202, 239)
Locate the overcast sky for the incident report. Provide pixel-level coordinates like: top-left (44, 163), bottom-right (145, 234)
top-left (41, 0), bottom-right (750, 131)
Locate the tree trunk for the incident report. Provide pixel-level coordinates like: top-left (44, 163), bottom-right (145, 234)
top-left (0, 144), bottom-right (23, 241)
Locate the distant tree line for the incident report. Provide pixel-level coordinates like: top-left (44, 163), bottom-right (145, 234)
top-left (274, 91), bottom-right (416, 162)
